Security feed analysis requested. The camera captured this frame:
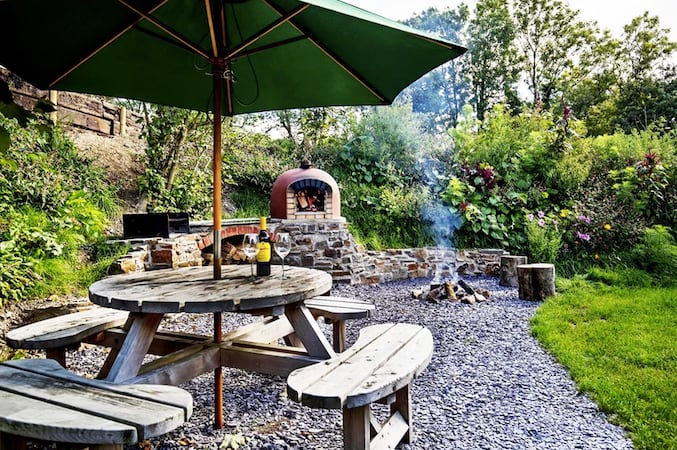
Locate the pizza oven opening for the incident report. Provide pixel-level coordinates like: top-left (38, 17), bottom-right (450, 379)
top-left (270, 161), bottom-right (341, 220)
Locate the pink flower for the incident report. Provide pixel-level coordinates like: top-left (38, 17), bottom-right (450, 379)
top-left (538, 219), bottom-right (545, 227)
top-left (577, 231), bottom-right (591, 241)
top-left (537, 211), bottom-right (545, 219)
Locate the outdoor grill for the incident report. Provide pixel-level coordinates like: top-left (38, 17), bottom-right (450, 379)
top-left (270, 161), bottom-right (341, 220)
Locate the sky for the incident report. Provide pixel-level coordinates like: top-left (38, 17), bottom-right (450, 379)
top-left (343, 0), bottom-right (677, 42)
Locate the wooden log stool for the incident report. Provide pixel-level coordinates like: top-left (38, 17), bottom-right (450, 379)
top-left (517, 263), bottom-right (556, 300)
top-left (499, 255), bottom-right (528, 287)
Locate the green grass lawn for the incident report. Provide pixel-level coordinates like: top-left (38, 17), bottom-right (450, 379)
top-left (531, 283), bottom-right (677, 450)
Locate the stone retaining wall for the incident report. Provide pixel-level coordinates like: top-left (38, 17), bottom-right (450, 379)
top-left (108, 218), bottom-right (506, 284)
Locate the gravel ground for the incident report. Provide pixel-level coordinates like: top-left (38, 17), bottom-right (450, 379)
top-left (58, 276), bottom-right (633, 450)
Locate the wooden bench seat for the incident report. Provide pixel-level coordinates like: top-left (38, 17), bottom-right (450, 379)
top-left (0, 358), bottom-right (192, 450)
top-left (6, 307), bottom-right (129, 366)
top-left (305, 296), bottom-right (375, 352)
top-left (287, 323), bottom-right (433, 449)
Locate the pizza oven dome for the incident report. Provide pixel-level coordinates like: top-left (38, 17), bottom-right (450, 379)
top-left (270, 161), bottom-right (341, 219)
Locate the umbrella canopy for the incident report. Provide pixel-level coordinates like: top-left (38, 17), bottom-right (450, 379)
top-left (0, 0), bottom-right (465, 115)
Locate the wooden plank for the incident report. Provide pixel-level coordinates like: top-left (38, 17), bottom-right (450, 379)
top-left (104, 313), bottom-right (164, 383)
top-left (220, 342), bottom-right (322, 377)
top-left (287, 324), bottom-right (433, 409)
top-left (234, 316), bottom-right (294, 344)
top-left (344, 328), bottom-right (433, 408)
top-left (285, 304), bottom-right (335, 359)
top-left (88, 327), bottom-right (212, 356)
top-left (88, 266), bottom-right (333, 314)
top-left (343, 405), bottom-right (370, 450)
top-left (2, 359), bottom-right (193, 418)
top-left (390, 385), bottom-right (412, 444)
top-left (305, 296), bottom-right (375, 321)
top-left (369, 411), bottom-right (409, 450)
top-left (131, 346), bottom-right (221, 386)
top-left (0, 360), bottom-right (192, 442)
top-left (0, 389), bottom-right (139, 445)
top-left (6, 308), bottom-right (129, 349)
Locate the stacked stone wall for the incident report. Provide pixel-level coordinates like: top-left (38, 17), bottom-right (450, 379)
top-left (108, 219), bottom-right (506, 284)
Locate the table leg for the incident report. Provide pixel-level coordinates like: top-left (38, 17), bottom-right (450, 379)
top-left (284, 304), bottom-right (335, 359)
top-left (104, 312), bottom-right (164, 383)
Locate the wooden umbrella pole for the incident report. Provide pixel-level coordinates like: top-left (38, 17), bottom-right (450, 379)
top-left (212, 62), bottom-right (223, 280)
top-left (214, 312), bottom-right (223, 429)
top-left (212, 60), bottom-right (224, 429)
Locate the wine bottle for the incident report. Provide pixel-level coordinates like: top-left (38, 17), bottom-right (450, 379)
top-left (256, 216), bottom-right (271, 276)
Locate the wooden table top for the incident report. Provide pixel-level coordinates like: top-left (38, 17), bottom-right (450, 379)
top-left (88, 265), bottom-right (333, 314)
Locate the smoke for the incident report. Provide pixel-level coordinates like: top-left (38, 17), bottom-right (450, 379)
top-left (419, 154), bottom-right (464, 283)
top-left (422, 202), bottom-right (462, 249)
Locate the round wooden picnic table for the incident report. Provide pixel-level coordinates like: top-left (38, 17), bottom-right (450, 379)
top-left (88, 265), bottom-right (334, 428)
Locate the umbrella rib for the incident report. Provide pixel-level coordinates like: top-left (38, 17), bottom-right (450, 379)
top-left (50, 0), bottom-right (172, 87)
top-left (117, 0), bottom-right (210, 60)
top-left (261, 0), bottom-right (387, 103)
top-left (205, 0), bottom-right (220, 58)
top-left (224, 5), bottom-right (309, 61)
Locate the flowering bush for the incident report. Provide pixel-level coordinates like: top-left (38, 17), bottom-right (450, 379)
top-left (524, 210), bottom-right (562, 263)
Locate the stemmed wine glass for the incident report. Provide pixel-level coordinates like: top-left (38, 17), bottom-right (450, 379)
top-left (242, 233), bottom-right (259, 281)
top-left (274, 233), bottom-right (291, 279)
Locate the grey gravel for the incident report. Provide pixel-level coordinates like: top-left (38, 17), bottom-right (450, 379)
top-left (63, 276), bottom-right (633, 450)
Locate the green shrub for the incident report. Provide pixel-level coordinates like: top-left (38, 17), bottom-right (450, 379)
top-left (632, 226), bottom-right (677, 283)
top-left (0, 240), bottom-right (36, 306)
top-left (524, 211), bottom-right (562, 263)
top-left (0, 106), bottom-right (117, 304)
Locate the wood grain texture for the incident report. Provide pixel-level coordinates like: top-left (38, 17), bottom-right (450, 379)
top-left (6, 307), bottom-right (129, 349)
top-left (287, 323), bottom-right (433, 409)
top-left (0, 359), bottom-right (192, 445)
top-left (88, 266), bottom-right (333, 313)
top-left (305, 296), bottom-right (375, 321)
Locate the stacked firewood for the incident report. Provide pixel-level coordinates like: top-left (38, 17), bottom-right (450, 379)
top-left (412, 279), bottom-right (491, 304)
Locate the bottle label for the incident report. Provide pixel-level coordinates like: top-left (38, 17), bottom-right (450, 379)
top-left (256, 242), bottom-right (271, 262)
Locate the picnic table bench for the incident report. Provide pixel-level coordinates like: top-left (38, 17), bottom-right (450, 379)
top-left (287, 323), bottom-right (433, 450)
top-left (6, 296), bottom-right (374, 366)
top-left (0, 358), bottom-right (192, 450)
top-left (305, 296), bottom-right (375, 352)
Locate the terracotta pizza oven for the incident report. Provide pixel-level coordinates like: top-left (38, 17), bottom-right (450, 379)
top-left (270, 161), bottom-right (341, 220)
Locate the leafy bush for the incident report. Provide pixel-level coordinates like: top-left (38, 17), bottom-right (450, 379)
top-left (0, 102), bottom-right (118, 304)
top-left (631, 226), bottom-right (677, 283)
top-left (0, 240), bottom-right (36, 306)
top-left (524, 211), bottom-right (562, 263)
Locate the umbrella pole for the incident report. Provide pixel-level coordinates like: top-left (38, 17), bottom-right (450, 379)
top-left (213, 61), bottom-right (224, 429)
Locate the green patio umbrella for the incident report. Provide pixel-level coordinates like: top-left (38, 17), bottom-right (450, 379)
top-left (0, 0), bottom-right (465, 427)
top-left (0, 0), bottom-right (465, 274)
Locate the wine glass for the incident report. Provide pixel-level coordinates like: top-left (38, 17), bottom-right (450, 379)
top-left (242, 233), bottom-right (259, 281)
top-left (274, 233), bottom-right (291, 279)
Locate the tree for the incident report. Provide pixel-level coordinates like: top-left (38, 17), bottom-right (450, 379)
top-left (513, 0), bottom-right (595, 108)
top-left (138, 105), bottom-right (213, 215)
top-left (620, 12), bottom-right (677, 82)
top-left (614, 74), bottom-right (677, 133)
top-left (561, 12), bottom-right (676, 134)
top-left (271, 107), bottom-right (351, 160)
top-left (466, 0), bottom-right (520, 120)
top-left (402, 6), bottom-right (470, 131)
